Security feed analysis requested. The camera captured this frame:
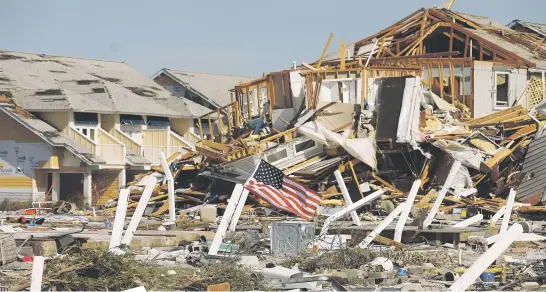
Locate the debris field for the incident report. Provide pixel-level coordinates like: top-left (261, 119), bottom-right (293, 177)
top-left (2, 4), bottom-right (546, 292)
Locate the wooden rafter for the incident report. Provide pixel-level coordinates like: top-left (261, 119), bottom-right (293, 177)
top-left (316, 33), bottom-right (334, 69)
top-left (354, 8), bottom-right (425, 47)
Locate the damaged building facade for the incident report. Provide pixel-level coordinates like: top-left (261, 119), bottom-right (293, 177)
top-left (0, 51), bottom-right (213, 205)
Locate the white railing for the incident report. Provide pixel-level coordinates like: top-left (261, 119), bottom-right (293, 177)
top-left (68, 126), bottom-right (126, 165)
top-left (97, 128), bottom-right (126, 165)
top-left (114, 128), bottom-right (143, 156)
top-left (68, 126), bottom-right (96, 153)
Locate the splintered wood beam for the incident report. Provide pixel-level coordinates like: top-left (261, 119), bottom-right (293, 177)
top-left (442, 31), bottom-right (494, 57)
top-left (446, 0), bottom-right (456, 10)
top-left (340, 40), bottom-right (346, 69)
top-left (316, 33), bottom-right (334, 69)
top-left (463, 35), bottom-right (470, 57)
top-left (419, 10), bottom-right (428, 55)
top-left (397, 23), bottom-right (442, 56)
top-left (302, 61), bottom-right (318, 72)
top-left (449, 61), bottom-right (456, 105)
top-left (354, 8), bottom-right (425, 46)
top-left (449, 28), bottom-right (454, 52)
top-left (372, 173), bottom-right (402, 193)
top-left (439, 61), bottom-right (445, 100)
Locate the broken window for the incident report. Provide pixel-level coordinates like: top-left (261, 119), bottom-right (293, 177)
top-left (146, 116), bottom-right (171, 127)
top-left (294, 140), bottom-right (316, 154)
top-left (74, 112), bottom-right (98, 125)
top-left (120, 114), bottom-right (145, 125)
top-left (495, 73), bottom-right (509, 108)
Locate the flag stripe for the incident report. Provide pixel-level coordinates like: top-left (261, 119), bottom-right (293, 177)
top-left (284, 178), bottom-right (321, 204)
top-left (281, 181), bottom-right (320, 207)
top-left (249, 180), bottom-right (313, 217)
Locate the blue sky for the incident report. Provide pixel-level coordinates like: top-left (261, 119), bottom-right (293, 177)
top-left (1, 0), bottom-right (543, 77)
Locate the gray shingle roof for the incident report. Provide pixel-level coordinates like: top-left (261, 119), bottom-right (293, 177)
top-left (158, 69), bottom-right (255, 108)
top-left (0, 51), bottom-right (210, 118)
top-left (509, 20), bottom-right (546, 38)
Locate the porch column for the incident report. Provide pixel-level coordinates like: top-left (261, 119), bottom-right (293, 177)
top-left (83, 170), bottom-right (92, 206)
top-left (51, 172), bottom-right (60, 203)
top-left (118, 169), bottom-right (126, 189)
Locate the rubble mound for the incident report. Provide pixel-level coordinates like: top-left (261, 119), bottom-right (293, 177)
top-left (42, 248), bottom-right (267, 291)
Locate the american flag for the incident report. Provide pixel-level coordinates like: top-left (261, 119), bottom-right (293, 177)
top-left (245, 160), bottom-right (321, 221)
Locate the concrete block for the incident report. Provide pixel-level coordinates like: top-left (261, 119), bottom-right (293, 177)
top-left (18, 246), bottom-right (33, 256)
top-left (32, 240), bottom-right (57, 256)
top-left (368, 271), bottom-right (392, 279)
top-left (522, 282), bottom-right (540, 291)
top-left (199, 206), bottom-right (217, 223)
top-left (331, 270), bottom-right (350, 284)
top-left (379, 277), bottom-right (401, 286)
top-left (406, 265), bottom-right (424, 274)
top-left (401, 283), bottom-right (423, 292)
top-left (239, 255), bottom-right (261, 268)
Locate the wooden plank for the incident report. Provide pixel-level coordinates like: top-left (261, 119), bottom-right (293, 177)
top-left (367, 232), bottom-right (407, 249)
top-left (198, 117), bottom-right (204, 140)
top-left (372, 173), bottom-right (402, 193)
top-left (504, 124), bottom-right (537, 143)
top-left (480, 141), bottom-right (522, 173)
top-left (465, 105), bottom-right (524, 126)
top-left (439, 61), bottom-right (444, 100)
top-left (207, 282), bottom-right (230, 292)
top-left (316, 33), bottom-right (334, 69)
top-left (283, 156), bottom-right (322, 175)
top-left (301, 61), bottom-right (319, 72)
top-left (449, 28), bottom-right (454, 52)
top-left (463, 35), bottom-right (470, 57)
top-left (340, 40), bottom-right (346, 69)
top-left (152, 199), bottom-right (170, 216)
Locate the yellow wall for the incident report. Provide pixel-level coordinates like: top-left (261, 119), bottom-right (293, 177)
top-left (170, 118), bottom-right (192, 137)
top-left (34, 112), bottom-right (69, 133)
top-left (92, 170), bottom-right (120, 205)
top-left (0, 111), bottom-right (43, 142)
top-left (143, 129), bottom-right (167, 146)
top-left (101, 114), bottom-right (117, 134)
top-left (34, 170), bottom-right (48, 193)
top-left (0, 177), bottom-right (32, 188)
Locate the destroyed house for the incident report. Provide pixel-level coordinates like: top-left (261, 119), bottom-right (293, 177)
top-left (0, 50), bottom-right (210, 205)
top-left (188, 8), bottom-right (546, 198)
top-left (229, 8), bottom-right (546, 122)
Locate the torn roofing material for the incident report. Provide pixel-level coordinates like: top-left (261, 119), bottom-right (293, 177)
top-left (0, 50), bottom-right (210, 118)
top-left (516, 133), bottom-right (546, 204)
top-left (508, 19), bottom-right (546, 38)
top-left (0, 102), bottom-right (105, 165)
top-left (153, 69), bottom-right (255, 108)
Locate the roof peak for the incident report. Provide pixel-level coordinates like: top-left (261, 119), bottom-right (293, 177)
top-left (0, 49), bottom-right (126, 64)
top-left (163, 68), bottom-right (255, 79)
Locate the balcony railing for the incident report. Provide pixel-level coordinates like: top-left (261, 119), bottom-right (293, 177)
top-left (68, 126), bottom-right (126, 165)
top-left (113, 128), bottom-right (143, 156)
top-left (68, 126), bottom-right (96, 153)
top-left (97, 128), bottom-right (125, 164)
